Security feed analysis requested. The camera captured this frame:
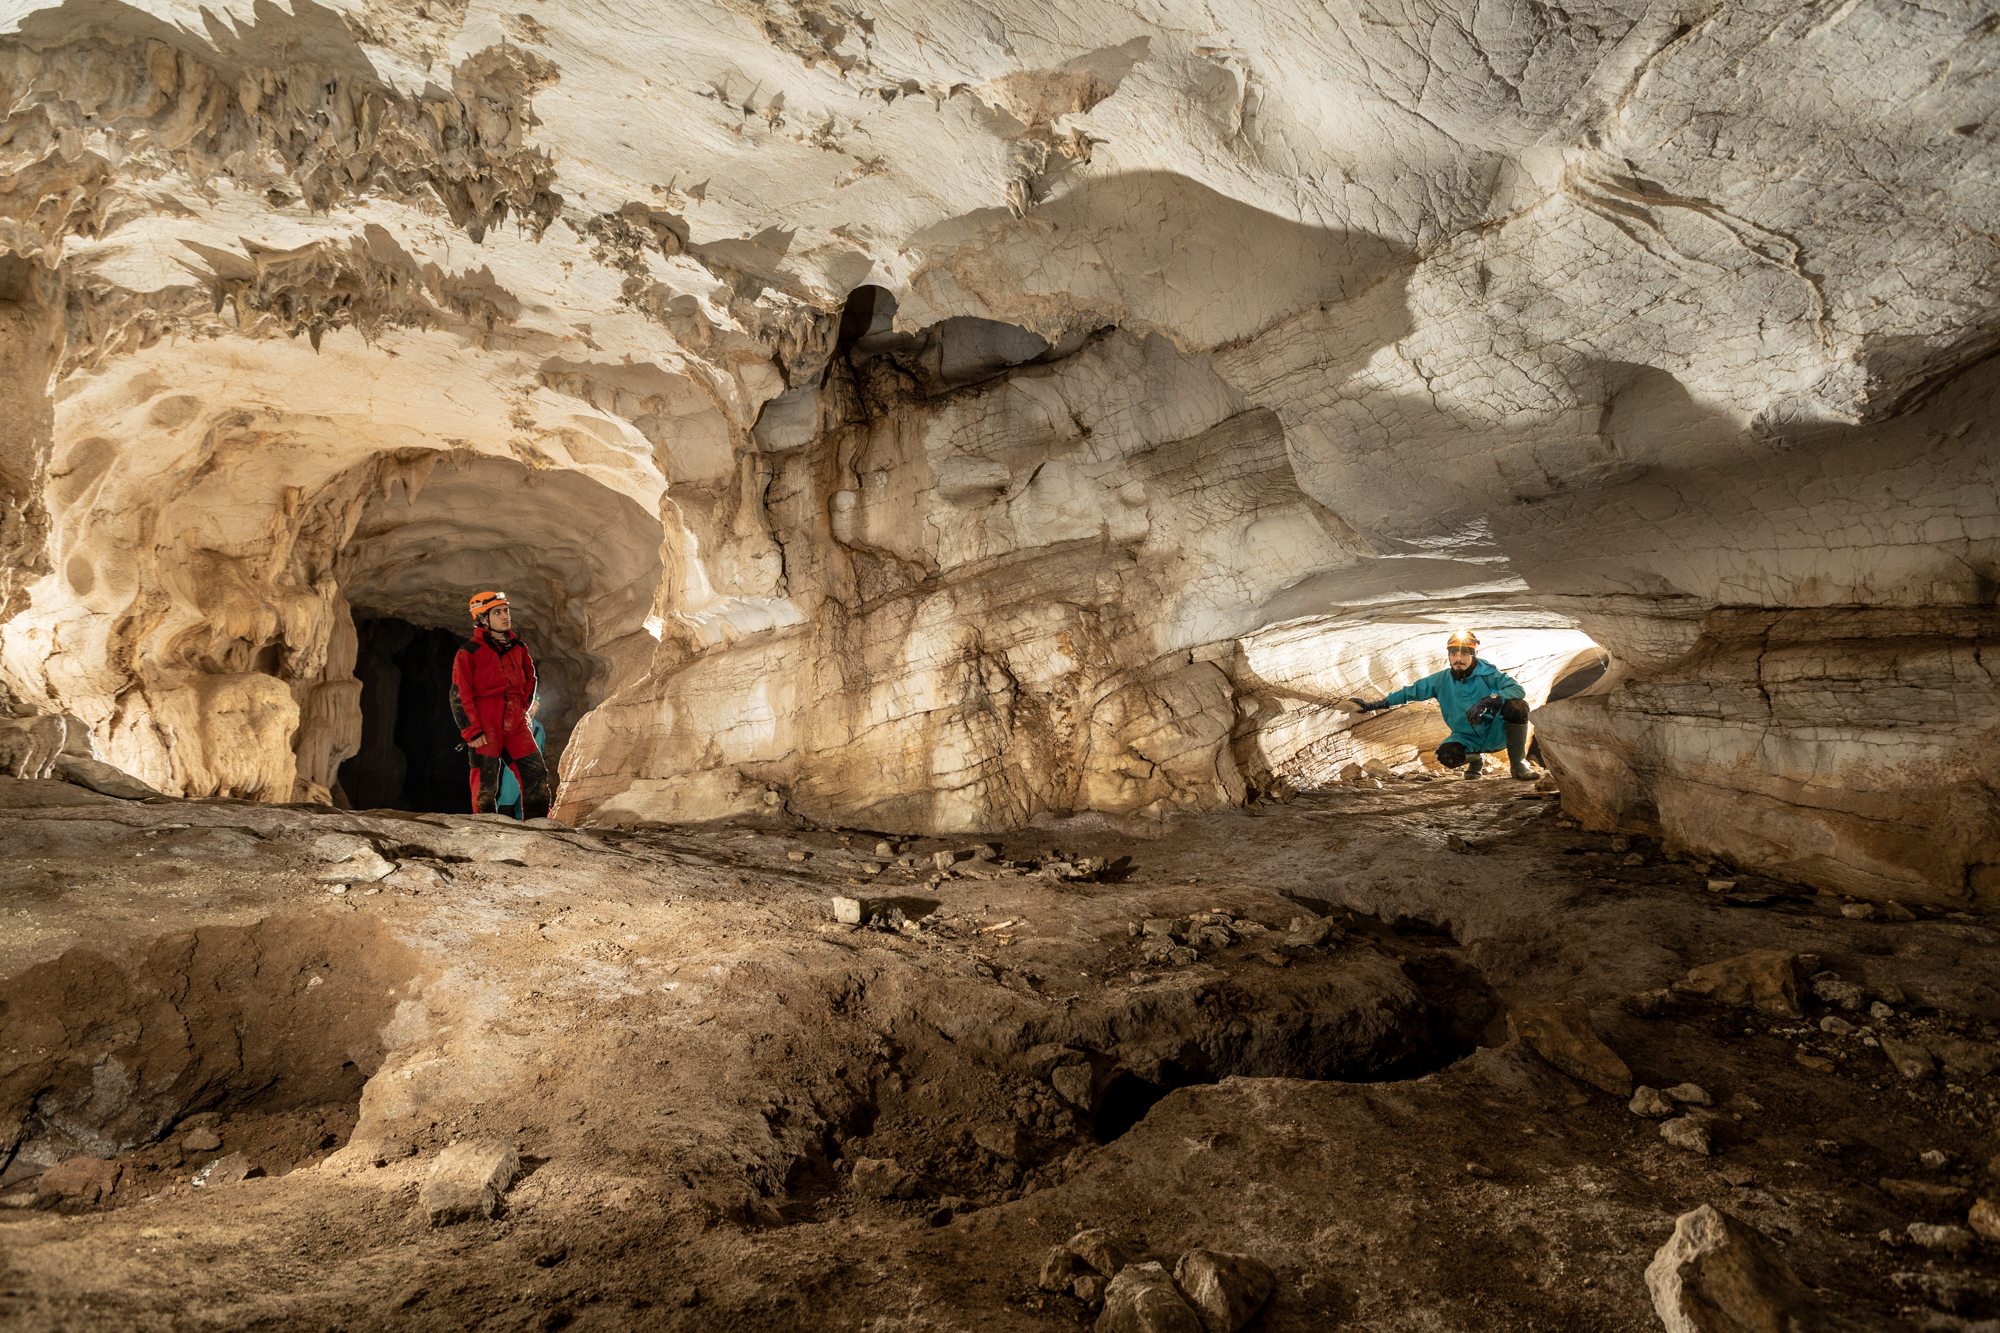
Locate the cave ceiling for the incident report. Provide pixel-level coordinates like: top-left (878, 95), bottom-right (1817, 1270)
top-left (0, 0), bottom-right (1994, 901)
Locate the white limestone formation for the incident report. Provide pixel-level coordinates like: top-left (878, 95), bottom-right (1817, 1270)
top-left (0, 1), bottom-right (1992, 902)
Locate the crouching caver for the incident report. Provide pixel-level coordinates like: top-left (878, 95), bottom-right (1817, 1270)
top-left (1337, 629), bottom-right (1538, 780)
top-left (449, 591), bottom-right (552, 817)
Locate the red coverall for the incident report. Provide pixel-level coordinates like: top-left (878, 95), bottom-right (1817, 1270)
top-left (449, 627), bottom-right (547, 814)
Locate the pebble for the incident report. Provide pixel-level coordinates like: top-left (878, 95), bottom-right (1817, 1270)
top-left (1664, 1083), bottom-right (1711, 1106)
top-left (932, 850), bottom-right (956, 871)
top-left (1660, 1118), bottom-right (1711, 1156)
top-left (1905, 1223), bottom-right (1975, 1253)
top-left (1920, 1149), bottom-right (1950, 1170)
top-left (1629, 1087), bottom-right (1675, 1118)
top-left (1464, 1162), bottom-right (1495, 1178)
top-left (182, 1129), bottom-right (222, 1152)
top-left (788, 851), bottom-right (807, 862)
top-left (1970, 1197), bottom-right (1999, 1242)
top-left (1705, 879), bottom-right (1738, 893)
top-left (1073, 1274), bottom-right (1107, 1304)
top-left (831, 897), bottom-right (863, 925)
top-left (874, 841), bottom-right (893, 857)
top-left (1839, 902), bottom-right (1875, 920)
top-left (1819, 1015), bottom-right (1855, 1035)
top-left (1810, 973), bottom-right (1867, 1010)
top-left (327, 885), bottom-right (348, 895)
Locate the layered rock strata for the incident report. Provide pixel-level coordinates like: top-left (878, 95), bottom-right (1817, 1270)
top-left (0, 1), bottom-right (1991, 899)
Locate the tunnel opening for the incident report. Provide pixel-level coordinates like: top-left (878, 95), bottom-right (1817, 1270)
top-left (1545, 650), bottom-right (1611, 702)
top-left (837, 283), bottom-right (896, 357)
top-left (337, 616), bottom-right (487, 813)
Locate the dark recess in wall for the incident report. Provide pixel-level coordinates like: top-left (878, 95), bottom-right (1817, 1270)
top-left (338, 617), bottom-right (474, 813)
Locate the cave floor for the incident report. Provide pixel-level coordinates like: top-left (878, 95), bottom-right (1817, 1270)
top-left (1, 775), bottom-right (1996, 1331)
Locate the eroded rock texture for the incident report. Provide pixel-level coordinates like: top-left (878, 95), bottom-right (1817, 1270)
top-left (0, 1), bottom-right (1993, 899)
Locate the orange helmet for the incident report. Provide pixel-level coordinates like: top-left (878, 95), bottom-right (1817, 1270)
top-left (468, 590), bottom-right (509, 620)
top-left (1446, 629), bottom-right (1479, 650)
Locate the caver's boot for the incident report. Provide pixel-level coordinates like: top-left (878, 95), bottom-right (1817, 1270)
top-left (1506, 721), bottom-right (1536, 780)
top-left (1464, 753), bottom-right (1485, 779)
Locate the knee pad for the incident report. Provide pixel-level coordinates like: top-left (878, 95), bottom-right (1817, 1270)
top-left (1436, 741), bottom-right (1469, 769)
top-left (1500, 699), bottom-right (1531, 724)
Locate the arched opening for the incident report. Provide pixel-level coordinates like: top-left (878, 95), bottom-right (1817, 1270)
top-left (836, 283), bottom-right (896, 356)
top-left (1544, 648), bottom-right (1612, 702)
top-left (328, 457), bottom-right (663, 813)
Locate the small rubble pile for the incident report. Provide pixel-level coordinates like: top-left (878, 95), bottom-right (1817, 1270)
top-left (1126, 911), bottom-right (1318, 968)
top-left (1037, 1227), bottom-right (1276, 1330)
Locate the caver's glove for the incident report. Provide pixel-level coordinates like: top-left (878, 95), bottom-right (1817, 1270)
top-left (1465, 693), bottom-right (1504, 726)
top-left (1347, 698), bottom-right (1390, 713)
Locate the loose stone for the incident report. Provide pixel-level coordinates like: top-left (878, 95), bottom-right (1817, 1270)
top-left (1663, 1083), bottom-right (1711, 1106)
top-left (1173, 1249), bottom-right (1277, 1333)
top-left (1906, 1223), bottom-right (1975, 1252)
top-left (1646, 1206), bottom-right (1822, 1333)
top-left (1097, 1261), bottom-right (1203, 1333)
top-left (1659, 1118), bottom-right (1711, 1156)
top-left (1629, 1086), bottom-right (1674, 1118)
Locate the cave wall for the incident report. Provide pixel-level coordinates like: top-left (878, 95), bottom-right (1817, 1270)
top-left (0, 0), bottom-right (1992, 901)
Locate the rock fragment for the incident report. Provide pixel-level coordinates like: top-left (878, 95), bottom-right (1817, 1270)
top-left (849, 1157), bottom-right (923, 1200)
top-left (1038, 1246), bottom-right (1082, 1291)
top-left (1664, 1082), bottom-right (1711, 1106)
top-left (182, 1128), bottom-right (223, 1151)
top-left (1878, 1178), bottom-right (1967, 1207)
top-left (1506, 1000), bottom-right (1633, 1096)
top-left (1097, 1262), bottom-right (1203, 1333)
top-left (1052, 1063), bottom-right (1093, 1109)
top-left (1282, 916), bottom-right (1337, 948)
top-left (1074, 1274), bottom-right (1107, 1304)
top-left (1659, 1118), bottom-right (1711, 1156)
top-left (974, 1123), bottom-right (1027, 1160)
top-left (1173, 1249), bottom-right (1276, 1333)
top-left (1969, 1197), bottom-right (1999, 1241)
top-left (420, 1139), bottom-right (520, 1225)
top-left (1906, 1223), bottom-right (1975, 1252)
top-left (193, 1152), bottom-right (260, 1187)
top-left (1067, 1228), bottom-right (1133, 1279)
top-left (1646, 1206), bottom-right (1821, 1333)
top-left (831, 896), bottom-right (863, 924)
top-left (1629, 1086), bottom-right (1674, 1118)
top-left (1675, 950), bottom-right (1804, 1017)
top-left (316, 848), bottom-right (395, 885)
top-left (1879, 1035), bottom-right (1935, 1081)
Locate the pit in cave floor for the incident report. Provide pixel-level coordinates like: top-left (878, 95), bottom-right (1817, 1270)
top-left (2, 771), bottom-right (1995, 1331)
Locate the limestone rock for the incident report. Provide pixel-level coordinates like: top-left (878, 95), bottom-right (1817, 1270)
top-left (1173, 1250), bottom-right (1276, 1333)
top-left (1067, 1228), bottom-right (1133, 1279)
top-left (181, 1129), bottom-right (222, 1152)
top-left (1646, 1206), bottom-right (1822, 1333)
top-left (1629, 1087), bottom-right (1674, 1118)
top-left (1879, 1036), bottom-right (1936, 1081)
top-left (1676, 952), bottom-right (1804, 1018)
top-left (192, 1152), bottom-right (260, 1188)
top-left (1659, 1118), bottom-right (1711, 1157)
top-left (1097, 1262), bottom-right (1203, 1333)
top-left (1038, 1246), bottom-right (1082, 1291)
top-left (1505, 1001), bottom-right (1632, 1096)
top-left (1969, 1198), bottom-right (2000, 1242)
top-left (1052, 1063), bottom-right (1094, 1110)
top-left (420, 1139), bottom-right (521, 1225)
top-left (848, 1157), bottom-right (924, 1201)
top-left (1664, 1083), bottom-right (1711, 1107)
top-left (52, 755), bottom-right (160, 800)
top-left (316, 848), bottom-right (395, 885)
top-left (1906, 1223), bottom-right (1976, 1253)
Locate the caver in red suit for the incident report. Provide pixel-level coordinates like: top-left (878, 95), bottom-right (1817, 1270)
top-left (448, 591), bottom-right (551, 817)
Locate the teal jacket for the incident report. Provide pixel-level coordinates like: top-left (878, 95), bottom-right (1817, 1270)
top-left (498, 718), bottom-right (546, 812)
top-left (1381, 659), bottom-right (1525, 754)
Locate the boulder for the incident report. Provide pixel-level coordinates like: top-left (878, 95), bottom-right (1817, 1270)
top-left (419, 1139), bottom-right (520, 1225)
top-left (1646, 1205), bottom-right (1822, 1333)
top-left (1506, 1000), bottom-right (1633, 1096)
top-left (1675, 951), bottom-right (1804, 1018)
top-left (1097, 1262), bottom-right (1203, 1333)
top-left (1173, 1249), bottom-right (1276, 1333)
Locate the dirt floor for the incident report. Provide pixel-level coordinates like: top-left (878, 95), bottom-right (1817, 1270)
top-left (1, 770), bottom-right (1997, 1331)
